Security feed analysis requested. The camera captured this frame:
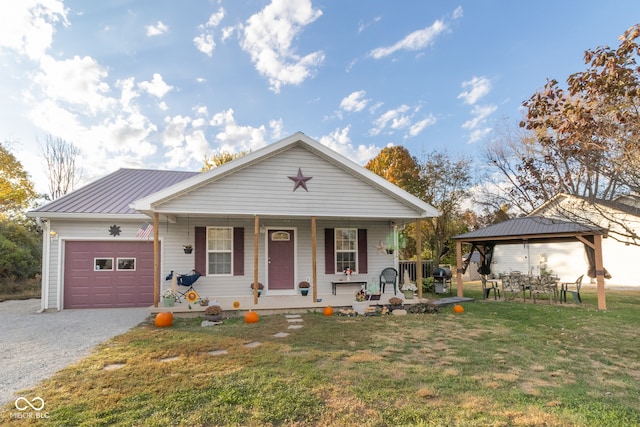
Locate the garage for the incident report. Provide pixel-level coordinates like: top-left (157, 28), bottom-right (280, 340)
top-left (64, 241), bottom-right (158, 309)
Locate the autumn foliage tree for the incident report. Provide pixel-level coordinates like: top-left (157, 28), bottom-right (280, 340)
top-left (0, 140), bottom-right (37, 218)
top-left (484, 24), bottom-right (640, 220)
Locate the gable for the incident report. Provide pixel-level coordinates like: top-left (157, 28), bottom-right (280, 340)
top-left (148, 139), bottom-right (436, 219)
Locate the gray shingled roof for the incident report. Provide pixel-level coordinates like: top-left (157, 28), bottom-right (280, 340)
top-left (31, 169), bottom-right (198, 215)
top-left (453, 216), bottom-right (605, 242)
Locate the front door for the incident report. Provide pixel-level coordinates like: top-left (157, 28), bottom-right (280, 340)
top-left (268, 229), bottom-right (295, 290)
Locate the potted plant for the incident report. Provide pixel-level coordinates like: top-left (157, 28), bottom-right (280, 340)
top-left (298, 281), bottom-right (310, 296)
top-left (204, 305), bottom-right (223, 321)
top-left (182, 244), bottom-right (193, 254)
top-left (198, 297), bottom-right (209, 306)
top-left (388, 296), bottom-right (404, 311)
top-left (352, 289), bottom-right (369, 315)
top-left (400, 282), bottom-right (417, 299)
top-left (161, 288), bottom-right (178, 307)
top-left (250, 282), bottom-right (264, 297)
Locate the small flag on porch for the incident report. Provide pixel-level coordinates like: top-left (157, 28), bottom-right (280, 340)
top-left (136, 222), bottom-right (153, 239)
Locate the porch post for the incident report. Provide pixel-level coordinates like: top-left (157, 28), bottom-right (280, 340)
top-left (594, 234), bottom-right (607, 310)
top-left (153, 212), bottom-right (159, 307)
top-left (311, 216), bottom-right (317, 301)
top-left (416, 219), bottom-right (422, 299)
top-left (456, 240), bottom-right (464, 297)
top-left (253, 215), bottom-right (259, 305)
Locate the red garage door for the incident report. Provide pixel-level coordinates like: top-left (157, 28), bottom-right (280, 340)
top-left (64, 241), bottom-right (159, 309)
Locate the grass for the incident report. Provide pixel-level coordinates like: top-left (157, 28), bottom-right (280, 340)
top-left (2, 285), bottom-right (640, 426)
top-left (0, 277), bottom-right (40, 302)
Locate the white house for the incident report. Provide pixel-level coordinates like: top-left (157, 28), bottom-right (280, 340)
top-left (29, 132), bottom-right (439, 310)
top-left (491, 194), bottom-right (640, 287)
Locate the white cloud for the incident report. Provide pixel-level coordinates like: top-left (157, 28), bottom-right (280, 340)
top-left (358, 16), bottom-right (381, 33)
top-left (319, 126), bottom-right (380, 164)
top-left (194, 33), bottom-right (216, 56)
top-left (462, 104), bottom-right (497, 130)
top-left (194, 7), bottom-right (225, 56)
top-left (452, 6), bottom-right (464, 20)
top-left (369, 19), bottom-right (448, 59)
top-left (408, 115), bottom-right (437, 137)
top-left (240, 0), bottom-right (325, 93)
top-left (34, 55), bottom-right (114, 114)
top-left (458, 76), bottom-right (491, 105)
top-left (146, 21), bottom-right (168, 36)
top-left (340, 90), bottom-right (369, 113)
top-left (138, 73), bottom-right (173, 98)
top-left (0, 0), bottom-right (68, 60)
top-left (209, 108), bottom-right (269, 152)
top-left (369, 105), bottom-right (411, 136)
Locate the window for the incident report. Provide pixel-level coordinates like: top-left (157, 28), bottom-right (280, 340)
top-left (94, 258), bottom-right (113, 271)
top-left (117, 258), bottom-right (136, 271)
top-left (207, 227), bottom-right (232, 275)
top-left (335, 228), bottom-right (357, 273)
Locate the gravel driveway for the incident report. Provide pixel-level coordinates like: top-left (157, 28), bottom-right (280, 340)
top-left (0, 299), bottom-right (149, 406)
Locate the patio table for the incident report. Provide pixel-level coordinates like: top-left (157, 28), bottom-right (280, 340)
top-left (331, 280), bottom-right (368, 295)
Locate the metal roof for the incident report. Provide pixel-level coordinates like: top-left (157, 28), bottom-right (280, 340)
top-left (30, 169), bottom-right (198, 216)
top-left (453, 216), bottom-right (606, 243)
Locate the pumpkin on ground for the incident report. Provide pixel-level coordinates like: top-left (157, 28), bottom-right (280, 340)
top-left (245, 310), bottom-right (259, 324)
top-left (323, 306), bottom-right (334, 316)
top-left (155, 312), bottom-right (174, 327)
top-left (453, 304), bottom-right (464, 313)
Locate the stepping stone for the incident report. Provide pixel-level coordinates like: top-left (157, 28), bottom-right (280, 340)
top-left (103, 363), bottom-right (126, 371)
top-left (243, 341), bottom-right (262, 348)
top-left (201, 320), bottom-right (223, 327)
top-left (159, 356), bottom-right (180, 363)
top-left (288, 324), bottom-right (304, 329)
top-left (207, 350), bottom-right (228, 356)
top-left (273, 332), bottom-right (290, 338)
top-left (285, 314), bottom-right (301, 319)
top-left (287, 318), bottom-right (304, 323)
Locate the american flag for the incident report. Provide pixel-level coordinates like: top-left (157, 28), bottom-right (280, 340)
top-left (136, 222), bottom-right (154, 239)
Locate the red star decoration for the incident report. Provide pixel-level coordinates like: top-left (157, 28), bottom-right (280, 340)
top-left (288, 167), bottom-right (312, 192)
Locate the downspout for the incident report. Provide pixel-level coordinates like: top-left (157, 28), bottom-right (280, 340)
top-left (37, 218), bottom-right (50, 313)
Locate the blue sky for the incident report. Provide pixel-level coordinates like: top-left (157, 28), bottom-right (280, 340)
top-left (1, 1), bottom-right (639, 194)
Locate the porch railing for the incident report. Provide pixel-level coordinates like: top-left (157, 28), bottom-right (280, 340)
top-left (398, 260), bottom-right (435, 284)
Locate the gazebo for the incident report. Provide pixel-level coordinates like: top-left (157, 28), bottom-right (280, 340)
top-left (452, 217), bottom-right (609, 310)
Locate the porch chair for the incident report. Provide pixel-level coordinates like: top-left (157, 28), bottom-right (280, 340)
top-left (501, 273), bottom-right (523, 301)
top-left (530, 276), bottom-right (556, 304)
top-left (560, 275), bottom-right (584, 304)
top-left (481, 275), bottom-right (500, 300)
top-left (380, 267), bottom-right (398, 295)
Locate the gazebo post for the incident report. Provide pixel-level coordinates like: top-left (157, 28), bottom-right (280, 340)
top-left (594, 234), bottom-right (607, 310)
top-left (456, 240), bottom-right (464, 297)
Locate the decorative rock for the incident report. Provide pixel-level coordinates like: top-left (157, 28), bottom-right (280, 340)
top-left (201, 320), bottom-right (222, 327)
top-left (392, 309), bottom-right (407, 316)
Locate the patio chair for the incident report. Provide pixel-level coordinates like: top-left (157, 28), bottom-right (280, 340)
top-left (530, 276), bottom-right (556, 304)
top-left (165, 270), bottom-right (202, 302)
top-left (380, 267), bottom-right (398, 295)
top-left (481, 275), bottom-right (500, 300)
top-left (501, 274), bottom-right (523, 301)
top-left (560, 275), bottom-right (584, 304)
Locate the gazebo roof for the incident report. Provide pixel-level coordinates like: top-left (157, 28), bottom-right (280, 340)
top-left (452, 216), bottom-right (606, 244)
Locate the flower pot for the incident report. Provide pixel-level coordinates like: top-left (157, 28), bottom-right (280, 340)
top-left (183, 247), bottom-right (193, 254)
top-left (162, 296), bottom-right (176, 307)
top-left (301, 289), bottom-right (309, 296)
top-left (403, 290), bottom-right (414, 300)
top-left (352, 301), bottom-right (370, 315)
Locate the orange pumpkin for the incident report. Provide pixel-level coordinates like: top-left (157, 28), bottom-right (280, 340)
top-left (155, 311), bottom-right (174, 327)
top-left (453, 304), bottom-right (464, 313)
top-left (245, 310), bottom-right (259, 324)
top-left (323, 306), bottom-right (334, 316)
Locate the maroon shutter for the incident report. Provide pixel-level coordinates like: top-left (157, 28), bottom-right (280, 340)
top-left (324, 228), bottom-right (335, 274)
top-left (195, 227), bottom-right (206, 274)
top-left (358, 229), bottom-right (368, 274)
top-left (233, 227), bottom-right (244, 276)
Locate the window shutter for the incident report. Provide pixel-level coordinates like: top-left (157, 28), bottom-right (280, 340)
top-left (233, 227), bottom-right (244, 276)
top-left (358, 229), bottom-right (368, 274)
top-left (195, 227), bottom-right (206, 274)
top-left (324, 228), bottom-right (335, 274)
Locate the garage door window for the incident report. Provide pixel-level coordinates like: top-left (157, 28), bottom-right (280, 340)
top-left (117, 258), bottom-right (136, 271)
top-left (94, 258), bottom-right (113, 271)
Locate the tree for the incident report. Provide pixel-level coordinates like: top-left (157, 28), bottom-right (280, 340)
top-left (40, 135), bottom-right (81, 200)
top-left (0, 219), bottom-right (41, 280)
top-left (202, 150), bottom-right (249, 171)
top-left (364, 146), bottom-right (423, 197)
top-left (0, 140), bottom-right (37, 218)
top-left (483, 24), bottom-right (640, 242)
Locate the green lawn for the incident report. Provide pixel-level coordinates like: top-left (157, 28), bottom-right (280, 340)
top-left (3, 286), bottom-right (640, 426)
